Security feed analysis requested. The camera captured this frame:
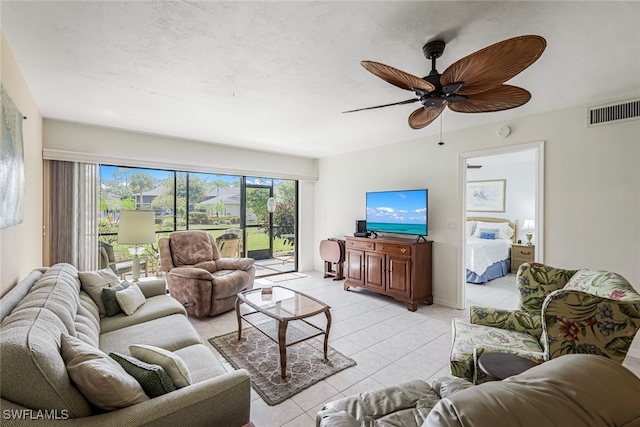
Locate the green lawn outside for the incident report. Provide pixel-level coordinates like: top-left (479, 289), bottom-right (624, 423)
top-left (102, 225), bottom-right (293, 260)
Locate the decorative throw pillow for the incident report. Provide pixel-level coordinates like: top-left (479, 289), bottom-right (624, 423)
top-left (102, 281), bottom-right (131, 317)
top-left (129, 344), bottom-right (192, 388)
top-left (109, 352), bottom-right (176, 398)
top-left (478, 229), bottom-right (497, 240)
top-left (473, 221), bottom-right (514, 240)
top-left (115, 284), bottom-right (146, 315)
top-left (60, 334), bottom-right (149, 410)
top-left (78, 268), bottom-right (121, 317)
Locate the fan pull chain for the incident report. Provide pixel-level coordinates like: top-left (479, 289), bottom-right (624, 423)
top-left (438, 114), bottom-right (444, 145)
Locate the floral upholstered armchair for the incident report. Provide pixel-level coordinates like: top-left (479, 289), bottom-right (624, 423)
top-left (451, 263), bottom-right (640, 384)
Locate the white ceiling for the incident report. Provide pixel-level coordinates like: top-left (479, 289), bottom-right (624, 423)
top-left (2, 1), bottom-right (639, 158)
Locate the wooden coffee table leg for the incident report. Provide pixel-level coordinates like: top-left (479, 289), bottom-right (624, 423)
top-left (235, 297), bottom-right (242, 340)
top-left (323, 310), bottom-right (332, 360)
top-left (278, 320), bottom-right (288, 379)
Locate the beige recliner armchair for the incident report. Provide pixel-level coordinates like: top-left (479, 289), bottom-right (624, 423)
top-left (159, 230), bottom-right (255, 317)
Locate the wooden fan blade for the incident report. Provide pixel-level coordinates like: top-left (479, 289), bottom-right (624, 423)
top-left (361, 61), bottom-right (435, 92)
top-left (441, 35), bottom-right (546, 96)
top-left (448, 85), bottom-right (531, 113)
top-left (408, 105), bottom-right (445, 129)
top-left (343, 98), bottom-right (419, 113)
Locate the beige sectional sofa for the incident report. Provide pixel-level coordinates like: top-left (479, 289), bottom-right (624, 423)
top-left (0, 263), bottom-right (251, 426)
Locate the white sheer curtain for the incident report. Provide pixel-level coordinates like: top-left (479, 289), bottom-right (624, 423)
top-left (49, 160), bottom-right (99, 270)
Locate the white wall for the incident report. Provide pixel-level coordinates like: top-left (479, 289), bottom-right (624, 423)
top-left (0, 31), bottom-right (44, 296)
top-left (314, 99), bottom-right (640, 311)
top-left (43, 120), bottom-right (318, 181)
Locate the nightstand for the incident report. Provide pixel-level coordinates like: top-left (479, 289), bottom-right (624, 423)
top-left (511, 244), bottom-right (535, 274)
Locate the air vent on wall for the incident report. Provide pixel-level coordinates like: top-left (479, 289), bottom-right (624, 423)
top-left (586, 98), bottom-right (640, 127)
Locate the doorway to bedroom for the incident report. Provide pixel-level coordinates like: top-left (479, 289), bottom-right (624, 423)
top-left (459, 142), bottom-right (544, 309)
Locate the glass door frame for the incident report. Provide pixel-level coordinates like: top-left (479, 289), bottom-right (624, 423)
top-left (244, 179), bottom-right (274, 260)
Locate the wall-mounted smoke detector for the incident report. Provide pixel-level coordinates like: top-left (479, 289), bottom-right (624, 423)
top-left (497, 126), bottom-right (511, 137)
top-left (586, 98), bottom-right (640, 128)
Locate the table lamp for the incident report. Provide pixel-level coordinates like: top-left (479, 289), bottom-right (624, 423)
top-left (522, 219), bottom-right (534, 246)
top-left (117, 210), bottom-right (156, 281)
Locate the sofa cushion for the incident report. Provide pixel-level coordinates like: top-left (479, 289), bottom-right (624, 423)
top-left (99, 313), bottom-right (202, 355)
top-left (115, 284), bottom-right (147, 315)
top-left (78, 268), bottom-right (121, 317)
top-left (173, 344), bottom-right (227, 384)
top-left (130, 344), bottom-right (192, 388)
top-left (0, 264), bottom-right (95, 418)
top-left (110, 352), bottom-right (176, 398)
top-left (170, 230), bottom-right (215, 266)
top-left (61, 334), bottom-right (149, 410)
top-left (100, 294), bottom-right (186, 334)
top-left (76, 291), bottom-right (101, 347)
top-left (0, 268), bottom-right (46, 321)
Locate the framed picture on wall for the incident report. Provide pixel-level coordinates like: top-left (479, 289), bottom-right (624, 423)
top-left (1, 84), bottom-right (25, 229)
top-left (467, 179), bottom-right (506, 212)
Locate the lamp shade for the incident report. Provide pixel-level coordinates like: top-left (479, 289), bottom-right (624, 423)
top-left (117, 210), bottom-right (156, 245)
top-left (522, 219), bottom-right (535, 231)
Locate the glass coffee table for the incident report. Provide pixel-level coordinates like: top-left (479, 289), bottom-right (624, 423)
top-left (235, 286), bottom-right (332, 379)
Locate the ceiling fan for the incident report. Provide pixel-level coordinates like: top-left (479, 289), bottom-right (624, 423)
top-left (344, 35), bottom-right (546, 129)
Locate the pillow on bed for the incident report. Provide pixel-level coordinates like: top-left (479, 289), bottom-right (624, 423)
top-left (473, 221), bottom-right (514, 240)
top-left (478, 228), bottom-right (498, 239)
top-left (466, 221), bottom-right (476, 237)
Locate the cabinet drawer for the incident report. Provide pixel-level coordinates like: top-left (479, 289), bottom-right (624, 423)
top-left (346, 240), bottom-right (374, 251)
top-left (375, 243), bottom-right (412, 256)
top-left (512, 246), bottom-right (534, 260)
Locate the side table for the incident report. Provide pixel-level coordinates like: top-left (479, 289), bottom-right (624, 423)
top-left (511, 244), bottom-right (535, 274)
top-left (477, 352), bottom-right (539, 380)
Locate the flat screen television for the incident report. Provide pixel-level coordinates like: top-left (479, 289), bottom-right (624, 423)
top-left (366, 189), bottom-right (428, 236)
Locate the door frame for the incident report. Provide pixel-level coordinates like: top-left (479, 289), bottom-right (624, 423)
top-left (457, 141), bottom-right (545, 309)
top-left (244, 180), bottom-right (275, 260)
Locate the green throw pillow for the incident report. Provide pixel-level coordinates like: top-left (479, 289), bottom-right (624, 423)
top-left (102, 281), bottom-right (131, 317)
top-left (109, 352), bottom-right (175, 398)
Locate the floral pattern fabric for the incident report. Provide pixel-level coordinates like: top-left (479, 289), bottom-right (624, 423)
top-left (451, 264), bottom-right (640, 384)
top-left (517, 263), bottom-right (578, 313)
top-left (450, 318), bottom-right (544, 384)
top-left (470, 306), bottom-right (543, 340)
top-left (543, 287), bottom-right (640, 363)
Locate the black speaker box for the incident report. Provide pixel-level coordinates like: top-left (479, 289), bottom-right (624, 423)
top-left (355, 220), bottom-right (366, 233)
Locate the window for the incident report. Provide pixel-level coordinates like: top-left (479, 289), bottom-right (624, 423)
top-left (98, 165), bottom-right (297, 276)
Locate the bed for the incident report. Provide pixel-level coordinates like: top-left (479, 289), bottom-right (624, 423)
top-left (466, 217), bottom-right (516, 284)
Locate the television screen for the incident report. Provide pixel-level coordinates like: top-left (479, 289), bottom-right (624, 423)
top-left (366, 189), bottom-right (428, 236)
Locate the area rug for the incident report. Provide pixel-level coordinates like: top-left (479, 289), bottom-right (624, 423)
top-left (209, 328), bottom-right (356, 406)
top-left (264, 272), bottom-right (308, 283)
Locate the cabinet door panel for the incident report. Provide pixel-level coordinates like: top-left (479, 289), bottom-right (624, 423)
top-left (346, 250), bottom-right (365, 285)
top-left (365, 252), bottom-right (385, 291)
top-left (387, 256), bottom-right (411, 296)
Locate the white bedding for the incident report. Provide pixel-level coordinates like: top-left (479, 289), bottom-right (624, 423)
top-left (465, 236), bottom-right (512, 275)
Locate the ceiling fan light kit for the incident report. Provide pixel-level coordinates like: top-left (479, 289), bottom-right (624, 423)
top-left (345, 35), bottom-right (547, 130)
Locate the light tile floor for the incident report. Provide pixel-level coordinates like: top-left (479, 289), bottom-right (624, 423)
top-left (189, 272), bottom-right (640, 427)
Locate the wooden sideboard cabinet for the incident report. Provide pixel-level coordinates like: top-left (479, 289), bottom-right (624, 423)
top-left (344, 236), bottom-right (433, 311)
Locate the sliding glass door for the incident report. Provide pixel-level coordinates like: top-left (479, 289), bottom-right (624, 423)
top-left (98, 166), bottom-right (297, 275)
